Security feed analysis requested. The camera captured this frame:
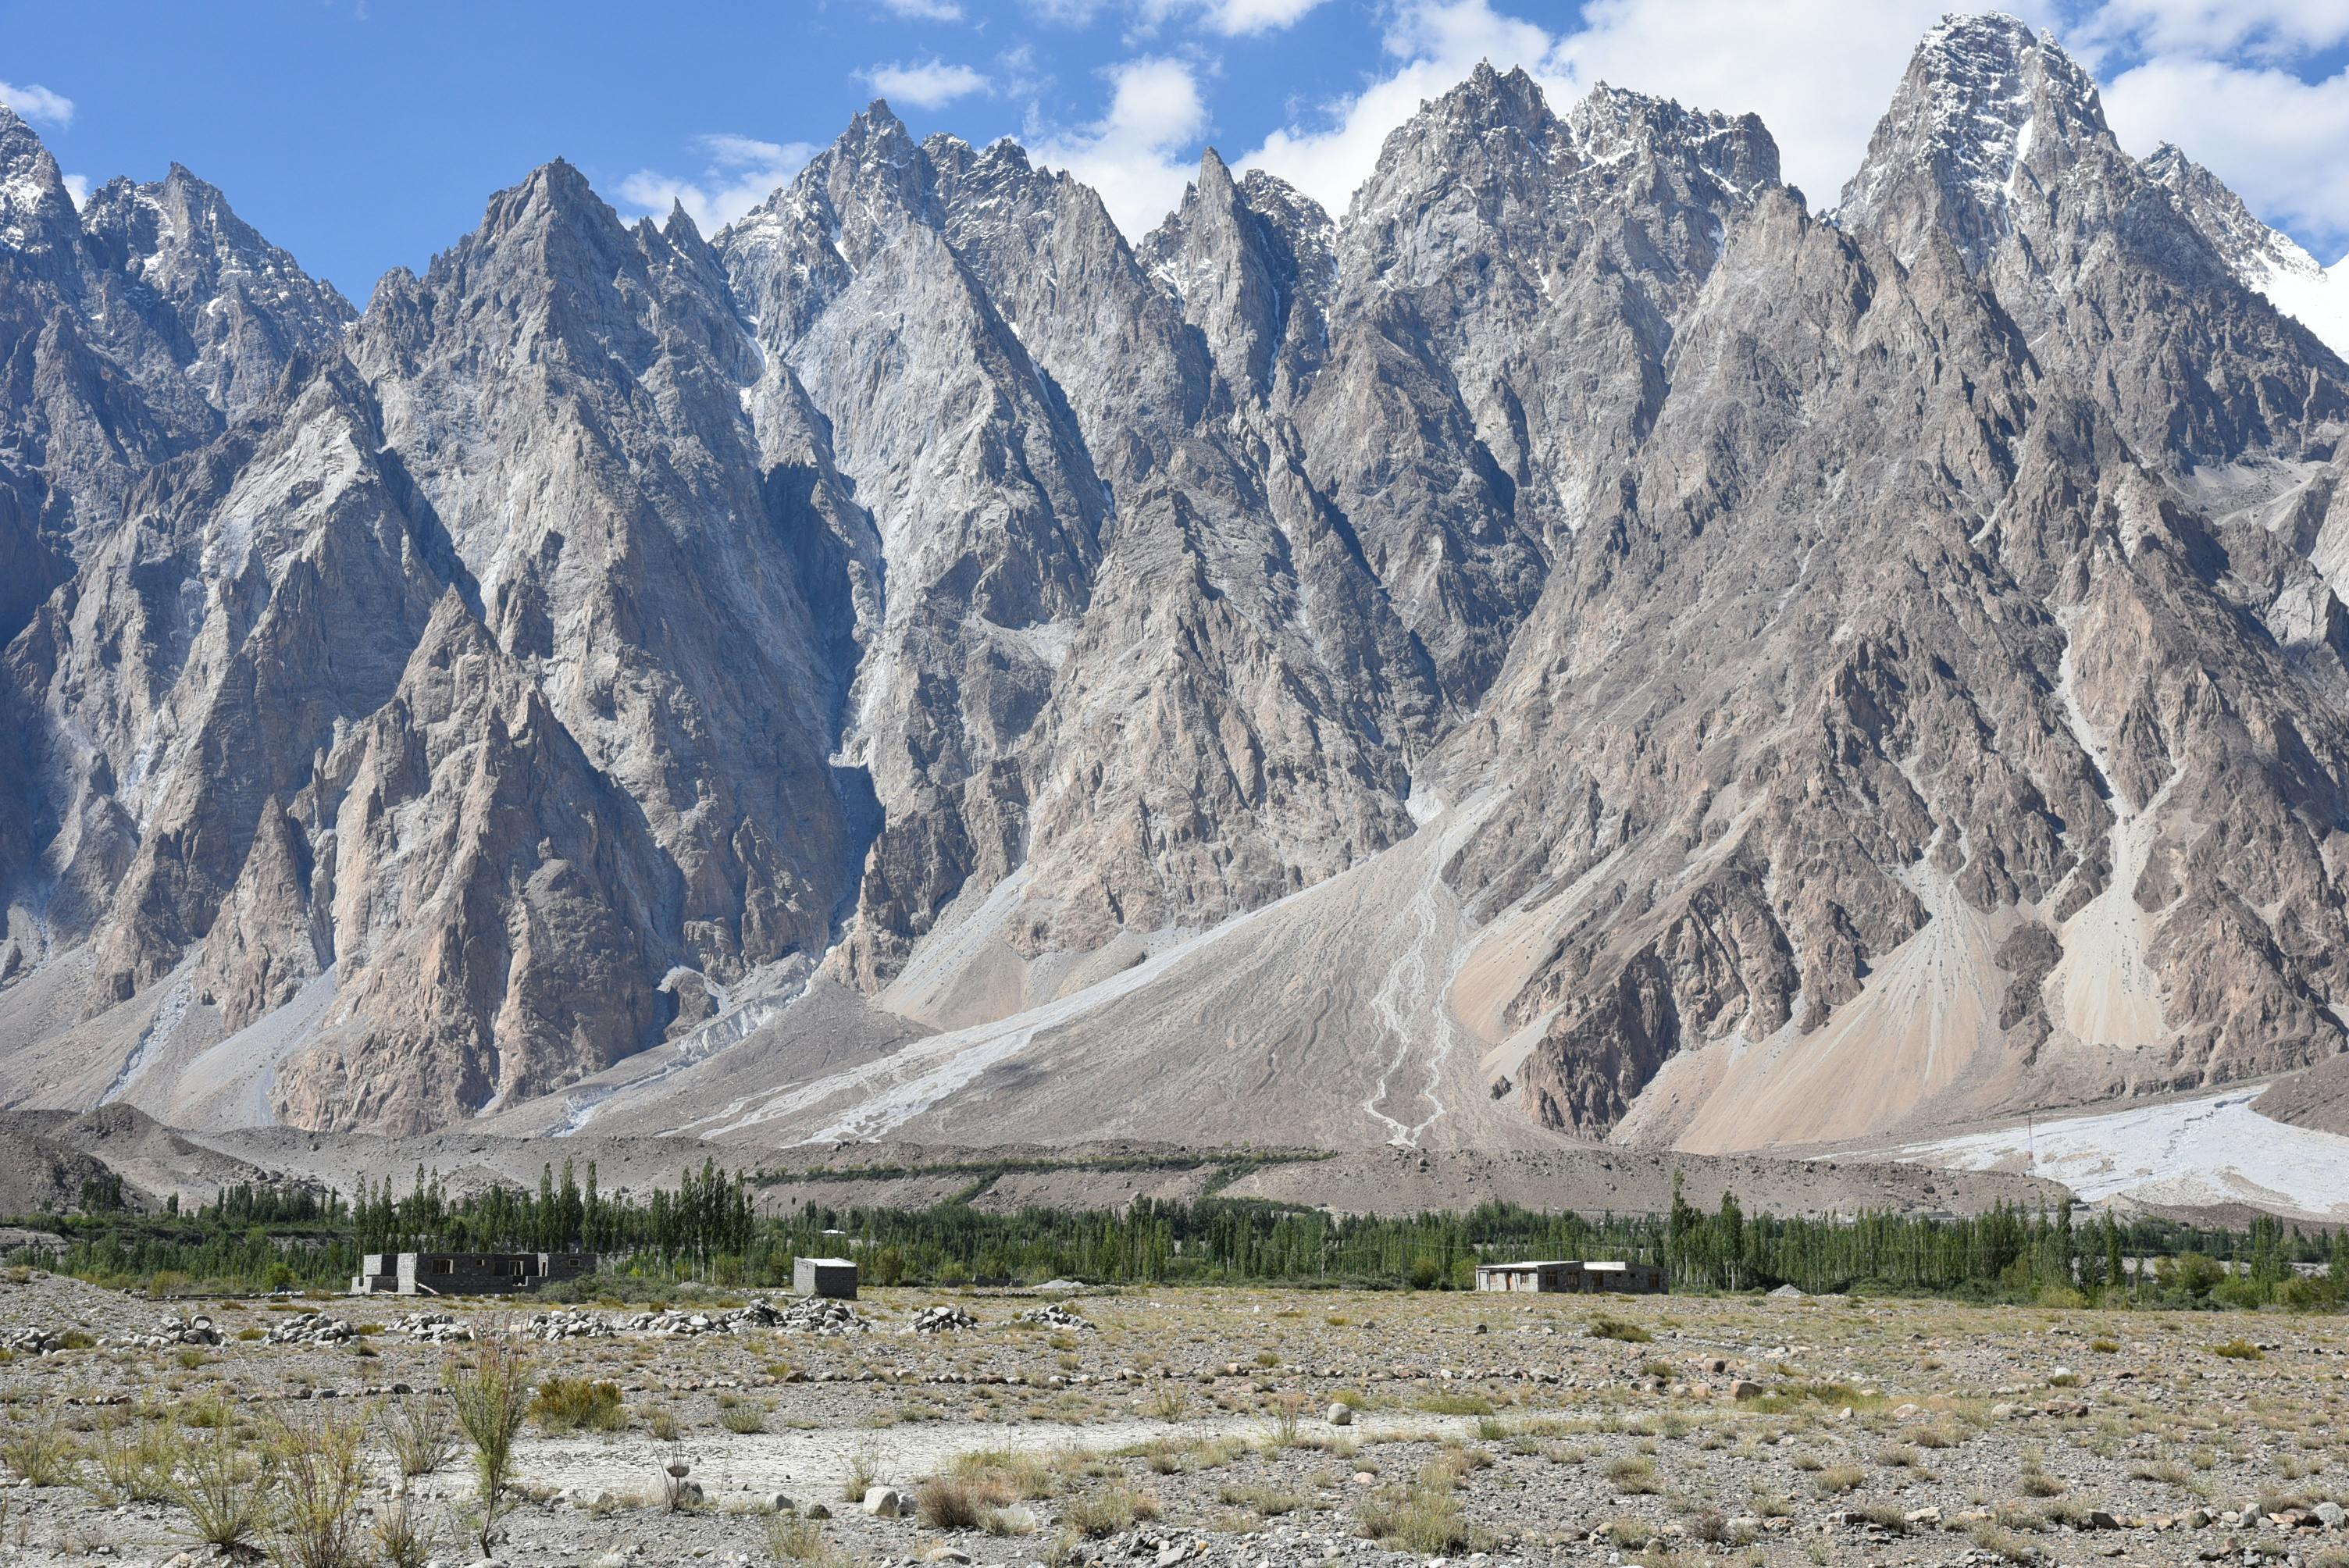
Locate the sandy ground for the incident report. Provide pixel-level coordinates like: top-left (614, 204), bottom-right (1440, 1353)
top-left (495, 1409), bottom-right (1478, 1502)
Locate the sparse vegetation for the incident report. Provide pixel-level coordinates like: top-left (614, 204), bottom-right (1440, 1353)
top-left (384, 1392), bottom-right (458, 1477)
top-left (1, 1401), bottom-right (76, 1486)
top-left (444, 1335), bottom-right (536, 1556)
top-left (531, 1375), bottom-right (628, 1433)
top-left (257, 1404), bottom-right (370, 1568)
top-left (168, 1430), bottom-right (262, 1554)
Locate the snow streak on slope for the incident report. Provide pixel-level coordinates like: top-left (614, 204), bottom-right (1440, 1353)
top-left (2251, 251), bottom-right (2349, 362)
top-left (551, 957), bottom-right (819, 1137)
top-left (1887, 1090), bottom-right (2349, 1219)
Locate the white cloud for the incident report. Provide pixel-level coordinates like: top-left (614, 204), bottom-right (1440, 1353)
top-left (877, 0), bottom-right (965, 18)
top-left (862, 58), bottom-right (991, 109)
top-left (0, 80), bottom-right (73, 128)
top-left (1228, 0), bottom-right (2344, 264)
top-left (1239, 0), bottom-right (2056, 222)
top-left (62, 173), bottom-right (87, 208)
top-left (1030, 55), bottom-right (1208, 240)
top-left (2102, 55), bottom-right (2349, 258)
top-left (1236, 0), bottom-right (1570, 221)
top-left (618, 134), bottom-right (818, 234)
top-left (2071, 0), bottom-right (2349, 62)
top-left (1199, 0), bottom-right (1328, 31)
top-left (1135, 0), bottom-right (1331, 35)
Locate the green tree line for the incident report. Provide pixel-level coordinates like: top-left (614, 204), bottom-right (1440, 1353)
top-left (6, 1163), bottom-right (2343, 1310)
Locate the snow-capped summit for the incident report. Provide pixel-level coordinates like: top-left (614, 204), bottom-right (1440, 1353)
top-left (1837, 10), bottom-right (2108, 270)
top-left (2145, 142), bottom-right (2349, 360)
top-left (1564, 83), bottom-right (1780, 199)
top-left (0, 101), bottom-right (80, 254)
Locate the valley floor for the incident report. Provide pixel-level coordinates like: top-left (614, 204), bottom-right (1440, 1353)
top-left (0, 1274), bottom-right (2344, 1565)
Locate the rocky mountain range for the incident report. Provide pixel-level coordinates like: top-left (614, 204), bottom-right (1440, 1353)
top-left (5, 12), bottom-right (2349, 1164)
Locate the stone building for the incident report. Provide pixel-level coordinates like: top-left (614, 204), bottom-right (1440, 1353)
top-left (351, 1251), bottom-right (599, 1295)
top-left (1473, 1259), bottom-right (1666, 1294)
top-left (794, 1256), bottom-right (858, 1299)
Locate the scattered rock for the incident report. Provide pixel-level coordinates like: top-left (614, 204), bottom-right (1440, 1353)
top-left (394, 1310), bottom-right (474, 1343)
top-left (775, 1298), bottom-right (872, 1336)
top-left (265, 1311), bottom-right (355, 1345)
top-left (1014, 1302), bottom-right (1092, 1331)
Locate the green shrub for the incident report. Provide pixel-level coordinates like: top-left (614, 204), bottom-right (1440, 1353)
top-left (169, 1431), bottom-right (262, 1553)
top-left (1065, 1485), bottom-right (1160, 1538)
top-left (1358, 1484), bottom-right (1470, 1555)
top-left (258, 1405), bottom-right (369, 1568)
top-left (1588, 1316), bottom-right (1652, 1343)
top-left (531, 1377), bottom-right (627, 1434)
top-left (445, 1336), bottom-right (535, 1556)
top-left (383, 1393), bottom-right (458, 1477)
top-left (719, 1402), bottom-right (770, 1435)
top-left (0, 1402), bottom-right (76, 1486)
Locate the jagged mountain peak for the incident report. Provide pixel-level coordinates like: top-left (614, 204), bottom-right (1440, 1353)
top-left (2145, 141), bottom-right (2349, 358)
top-left (828, 99), bottom-right (927, 191)
top-left (1564, 83), bottom-right (1780, 193)
top-left (1382, 59), bottom-right (1556, 169)
top-left (1838, 9), bottom-right (2111, 269)
top-left (845, 97), bottom-right (913, 144)
top-left (0, 100), bottom-right (78, 252)
top-left (495, 156), bottom-right (608, 227)
top-left (14, 23), bottom-right (2349, 1175)
top-left (1452, 60), bottom-right (1549, 120)
top-left (79, 163), bottom-right (355, 312)
top-left (727, 98), bottom-right (939, 265)
top-left (2144, 141), bottom-right (2316, 277)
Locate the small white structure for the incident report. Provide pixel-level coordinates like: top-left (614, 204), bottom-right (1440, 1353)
top-left (794, 1256), bottom-right (858, 1299)
top-left (1473, 1259), bottom-right (1665, 1294)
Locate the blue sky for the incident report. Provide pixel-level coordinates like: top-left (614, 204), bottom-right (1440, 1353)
top-left (3, 0), bottom-right (2344, 307)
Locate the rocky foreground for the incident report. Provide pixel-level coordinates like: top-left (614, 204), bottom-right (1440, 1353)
top-left (0, 1267), bottom-right (2345, 1566)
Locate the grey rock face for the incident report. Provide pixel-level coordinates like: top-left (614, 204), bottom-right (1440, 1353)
top-left (5, 21), bottom-right (2349, 1151)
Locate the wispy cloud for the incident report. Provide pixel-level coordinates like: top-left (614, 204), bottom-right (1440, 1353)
top-left (877, 0), bottom-right (967, 17)
top-left (861, 59), bottom-right (992, 109)
top-left (2103, 55), bottom-right (2349, 258)
top-left (1140, 0), bottom-right (1331, 35)
top-left (618, 134), bottom-right (817, 234)
top-left (1239, 0), bottom-right (1566, 222)
top-left (0, 80), bottom-right (74, 128)
top-left (1030, 55), bottom-right (1207, 239)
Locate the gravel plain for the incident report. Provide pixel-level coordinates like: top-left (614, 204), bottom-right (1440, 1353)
top-left (0, 1270), bottom-right (2344, 1568)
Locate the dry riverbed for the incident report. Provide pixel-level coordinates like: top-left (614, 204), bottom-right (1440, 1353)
top-left (0, 1270), bottom-right (2345, 1567)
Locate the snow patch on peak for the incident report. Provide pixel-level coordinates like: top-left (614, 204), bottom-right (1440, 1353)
top-left (2145, 141), bottom-right (2349, 358)
top-left (2249, 252), bottom-right (2349, 360)
top-left (1837, 9), bottom-right (2106, 269)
